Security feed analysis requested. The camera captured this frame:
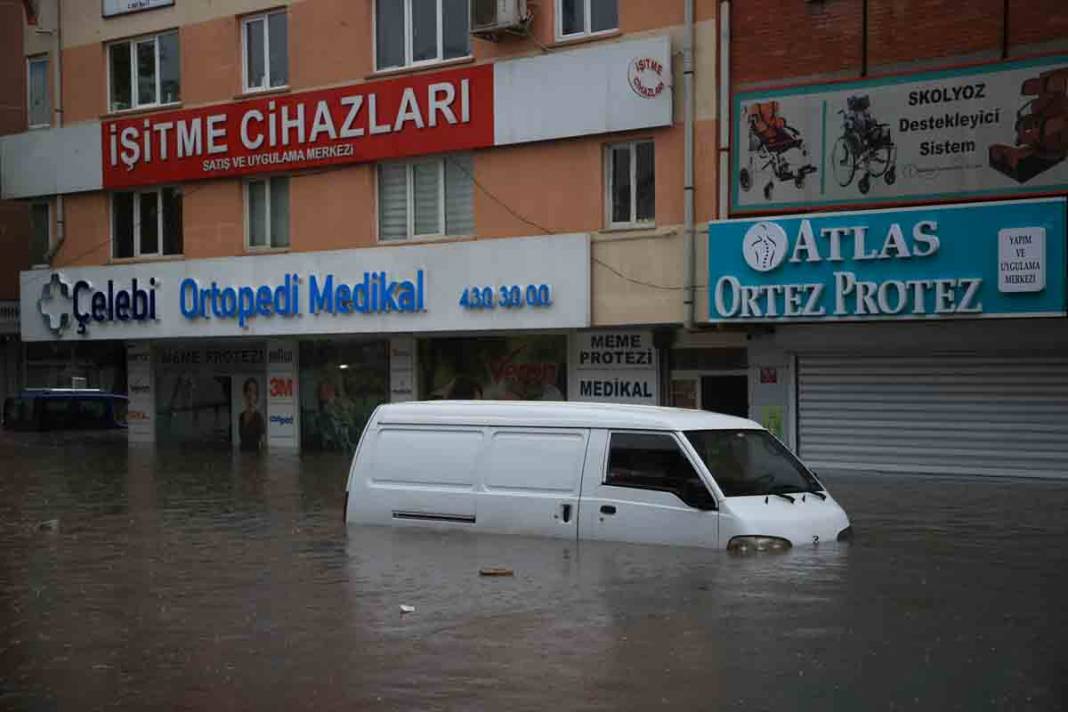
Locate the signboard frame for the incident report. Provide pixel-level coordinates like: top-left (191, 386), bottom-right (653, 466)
top-left (731, 54), bottom-right (1068, 215)
top-left (708, 197), bottom-right (1067, 324)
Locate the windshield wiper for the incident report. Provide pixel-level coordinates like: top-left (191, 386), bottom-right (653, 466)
top-left (803, 490), bottom-right (827, 501)
top-left (765, 492), bottom-right (796, 504)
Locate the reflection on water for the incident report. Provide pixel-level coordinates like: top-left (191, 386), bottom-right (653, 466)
top-left (0, 432), bottom-right (1065, 710)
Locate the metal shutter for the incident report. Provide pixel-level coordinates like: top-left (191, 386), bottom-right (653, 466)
top-left (798, 353), bottom-right (1068, 478)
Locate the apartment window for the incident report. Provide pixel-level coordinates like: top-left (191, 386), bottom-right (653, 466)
top-left (27, 56), bottom-right (50, 128)
top-left (378, 155), bottom-right (473, 241)
top-left (246, 177), bottom-right (290, 249)
top-left (376, 0), bottom-right (470, 71)
top-left (112, 188), bottom-right (183, 259)
top-left (557, 0), bottom-right (618, 39)
top-left (108, 31), bottom-right (180, 112)
top-left (30, 202), bottom-right (51, 266)
top-left (606, 140), bottom-right (655, 227)
top-left (243, 10), bottom-right (288, 92)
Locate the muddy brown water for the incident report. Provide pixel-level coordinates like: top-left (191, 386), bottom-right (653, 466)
top-left (1, 432), bottom-right (1065, 710)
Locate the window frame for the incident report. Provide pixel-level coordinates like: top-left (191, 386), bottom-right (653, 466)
top-left (555, 0), bottom-right (619, 41)
top-left (106, 30), bottom-right (180, 113)
top-left (378, 157), bottom-right (471, 242)
top-left (373, 0), bottom-right (472, 72)
top-left (110, 187), bottom-right (182, 260)
top-left (603, 430), bottom-right (717, 509)
top-left (29, 201), bottom-right (52, 267)
top-left (26, 55), bottom-right (50, 129)
top-left (242, 9), bottom-right (288, 93)
top-left (604, 139), bottom-right (655, 229)
top-left (244, 176), bottom-right (290, 251)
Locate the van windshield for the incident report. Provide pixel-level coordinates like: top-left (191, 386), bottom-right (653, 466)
top-left (684, 430), bottom-right (821, 497)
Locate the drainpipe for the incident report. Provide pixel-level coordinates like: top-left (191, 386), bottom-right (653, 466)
top-left (46, 0), bottom-right (64, 263)
top-left (681, 0), bottom-right (696, 330)
top-left (718, 1), bottom-right (730, 221)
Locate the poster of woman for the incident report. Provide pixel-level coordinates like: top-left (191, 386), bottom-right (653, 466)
top-left (232, 375), bottom-right (266, 452)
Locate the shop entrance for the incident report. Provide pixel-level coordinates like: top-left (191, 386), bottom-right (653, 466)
top-left (671, 371), bottom-right (749, 418)
top-left (700, 374), bottom-right (749, 418)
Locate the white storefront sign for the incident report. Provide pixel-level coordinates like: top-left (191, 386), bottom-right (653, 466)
top-left (569, 330), bottom-right (659, 405)
top-left (998, 227), bottom-right (1045, 293)
top-left (102, 0), bottom-right (173, 17)
top-left (20, 234), bottom-right (590, 342)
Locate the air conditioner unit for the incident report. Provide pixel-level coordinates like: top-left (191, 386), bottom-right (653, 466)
top-left (471, 0), bottom-right (528, 35)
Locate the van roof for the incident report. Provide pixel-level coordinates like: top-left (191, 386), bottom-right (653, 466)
top-left (374, 401), bottom-right (763, 431)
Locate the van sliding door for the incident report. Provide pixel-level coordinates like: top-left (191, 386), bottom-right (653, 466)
top-left (475, 427), bottom-right (587, 539)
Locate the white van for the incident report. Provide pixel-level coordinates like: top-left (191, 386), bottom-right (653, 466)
top-left (344, 401), bottom-right (852, 551)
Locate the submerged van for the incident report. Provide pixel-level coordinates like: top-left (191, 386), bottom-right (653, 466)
top-left (344, 401), bottom-right (851, 551)
top-left (2, 389), bottom-right (128, 431)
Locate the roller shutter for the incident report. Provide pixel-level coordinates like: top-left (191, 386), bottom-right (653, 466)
top-left (797, 353), bottom-right (1068, 478)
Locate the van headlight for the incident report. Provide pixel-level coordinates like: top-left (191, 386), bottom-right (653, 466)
top-left (727, 536), bottom-right (792, 554)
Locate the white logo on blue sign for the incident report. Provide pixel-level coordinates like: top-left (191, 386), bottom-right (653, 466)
top-left (742, 222), bottom-right (788, 272)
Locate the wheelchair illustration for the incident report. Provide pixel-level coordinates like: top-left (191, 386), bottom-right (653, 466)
top-left (739, 101), bottom-right (817, 201)
top-left (831, 94), bottom-right (897, 195)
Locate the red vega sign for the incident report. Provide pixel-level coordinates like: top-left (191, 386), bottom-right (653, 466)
top-left (102, 64), bottom-right (495, 189)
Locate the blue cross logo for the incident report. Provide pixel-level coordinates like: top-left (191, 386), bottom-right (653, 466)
top-left (38, 273), bottom-right (74, 334)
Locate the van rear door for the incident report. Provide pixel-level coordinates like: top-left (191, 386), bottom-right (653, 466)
top-left (579, 430), bottom-right (720, 548)
top-left (475, 427), bottom-right (587, 539)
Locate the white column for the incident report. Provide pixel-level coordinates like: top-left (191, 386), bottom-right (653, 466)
top-left (266, 339), bottom-right (300, 450)
top-left (389, 336), bottom-right (417, 402)
top-left (126, 342), bottom-right (155, 445)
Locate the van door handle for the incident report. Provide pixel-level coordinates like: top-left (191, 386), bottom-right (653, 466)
top-left (600, 505), bottom-right (616, 515)
top-left (561, 503), bottom-right (572, 523)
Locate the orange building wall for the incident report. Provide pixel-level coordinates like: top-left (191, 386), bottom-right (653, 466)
top-left (181, 180), bottom-right (245, 259)
top-left (289, 0), bottom-right (372, 90)
top-left (47, 0), bottom-right (719, 277)
top-left (53, 193), bottom-right (109, 267)
top-left (62, 42), bottom-right (106, 123)
top-left (289, 166), bottom-right (377, 252)
top-left (181, 17), bottom-right (241, 106)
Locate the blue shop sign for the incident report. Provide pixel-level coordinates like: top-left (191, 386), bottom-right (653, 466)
top-left (708, 198), bottom-right (1066, 322)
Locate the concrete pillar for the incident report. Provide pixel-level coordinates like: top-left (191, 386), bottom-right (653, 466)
top-left (389, 336), bottom-right (416, 402)
top-left (126, 342), bottom-right (155, 445)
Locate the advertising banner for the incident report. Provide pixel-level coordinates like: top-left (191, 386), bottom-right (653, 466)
top-left (103, 64), bottom-right (494, 189)
top-left (708, 198), bottom-right (1066, 323)
top-left (266, 340), bottom-right (299, 449)
top-left (568, 330), bottom-right (658, 405)
top-left (419, 336), bottom-right (566, 401)
top-left (732, 56), bottom-right (1068, 213)
top-left (97, 35), bottom-right (672, 191)
top-left (20, 234), bottom-right (589, 342)
top-left (232, 374), bottom-right (266, 452)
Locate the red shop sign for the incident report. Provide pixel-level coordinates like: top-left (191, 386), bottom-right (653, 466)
top-left (102, 63), bottom-right (495, 189)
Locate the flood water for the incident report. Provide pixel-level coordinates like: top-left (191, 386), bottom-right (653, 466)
top-left (1, 432), bottom-right (1065, 711)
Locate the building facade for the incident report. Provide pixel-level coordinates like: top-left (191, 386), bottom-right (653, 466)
top-left (4, 0), bottom-right (720, 452)
top-left (714, 0), bottom-right (1068, 478)
top-left (4, 0), bottom-right (1067, 477)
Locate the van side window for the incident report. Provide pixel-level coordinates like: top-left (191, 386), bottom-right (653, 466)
top-left (606, 432), bottom-right (715, 509)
